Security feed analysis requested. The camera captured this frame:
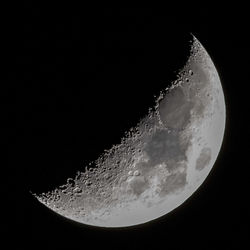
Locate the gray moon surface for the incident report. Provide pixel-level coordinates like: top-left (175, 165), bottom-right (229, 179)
top-left (35, 35), bottom-right (226, 228)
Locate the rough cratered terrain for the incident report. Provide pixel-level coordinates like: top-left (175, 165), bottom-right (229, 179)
top-left (35, 35), bottom-right (226, 228)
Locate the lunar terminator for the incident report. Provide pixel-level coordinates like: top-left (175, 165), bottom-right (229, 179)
top-left (34, 35), bottom-right (226, 228)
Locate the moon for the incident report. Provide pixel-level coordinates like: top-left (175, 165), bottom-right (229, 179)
top-left (34, 35), bottom-right (226, 228)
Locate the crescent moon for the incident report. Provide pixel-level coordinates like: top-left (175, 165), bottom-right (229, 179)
top-left (34, 35), bottom-right (226, 228)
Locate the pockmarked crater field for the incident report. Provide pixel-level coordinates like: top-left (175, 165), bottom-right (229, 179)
top-left (34, 35), bottom-right (226, 228)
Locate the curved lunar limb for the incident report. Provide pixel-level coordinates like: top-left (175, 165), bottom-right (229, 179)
top-left (34, 35), bottom-right (226, 228)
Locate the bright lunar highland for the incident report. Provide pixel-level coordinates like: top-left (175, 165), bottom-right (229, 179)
top-left (35, 35), bottom-right (226, 228)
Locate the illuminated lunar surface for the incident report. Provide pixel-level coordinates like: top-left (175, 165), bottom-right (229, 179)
top-left (35, 35), bottom-right (226, 228)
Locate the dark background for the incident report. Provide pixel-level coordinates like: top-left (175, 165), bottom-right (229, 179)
top-left (1, 5), bottom-right (249, 249)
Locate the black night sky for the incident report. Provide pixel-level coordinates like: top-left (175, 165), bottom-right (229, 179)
top-left (2, 5), bottom-right (249, 249)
